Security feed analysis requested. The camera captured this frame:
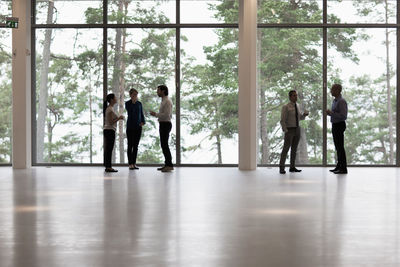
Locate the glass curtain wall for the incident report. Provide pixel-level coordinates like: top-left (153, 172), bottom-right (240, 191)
top-left (257, 0), bottom-right (397, 166)
top-left (32, 0), bottom-right (398, 166)
top-left (33, 0), bottom-right (238, 165)
top-left (0, 1), bottom-right (12, 164)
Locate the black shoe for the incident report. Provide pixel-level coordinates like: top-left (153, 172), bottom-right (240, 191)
top-left (333, 169), bottom-right (347, 174)
top-left (105, 168), bottom-right (118, 173)
top-left (279, 169), bottom-right (286, 174)
top-left (289, 168), bottom-right (302, 172)
top-left (157, 166), bottom-right (166, 171)
top-left (133, 166), bottom-right (139, 170)
top-left (329, 167), bottom-right (339, 172)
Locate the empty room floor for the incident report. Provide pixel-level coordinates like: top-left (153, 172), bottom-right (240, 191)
top-left (0, 167), bottom-right (399, 267)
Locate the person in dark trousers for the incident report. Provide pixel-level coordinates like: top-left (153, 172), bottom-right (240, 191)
top-left (125, 88), bottom-right (145, 170)
top-left (103, 93), bottom-right (124, 173)
top-left (279, 90), bottom-right (309, 174)
top-left (327, 84), bottom-right (348, 174)
top-left (150, 85), bottom-right (173, 172)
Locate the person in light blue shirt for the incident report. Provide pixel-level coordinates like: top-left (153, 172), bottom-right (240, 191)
top-left (125, 88), bottom-right (145, 170)
top-left (327, 84), bottom-right (348, 174)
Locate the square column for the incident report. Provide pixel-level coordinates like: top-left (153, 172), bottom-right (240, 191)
top-left (238, 0), bottom-right (257, 170)
top-left (12, 0), bottom-right (31, 169)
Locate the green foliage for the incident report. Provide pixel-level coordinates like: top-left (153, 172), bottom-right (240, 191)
top-left (0, 30), bottom-right (11, 163)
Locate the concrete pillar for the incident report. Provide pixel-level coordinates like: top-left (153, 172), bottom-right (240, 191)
top-left (12, 0), bottom-right (31, 169)
top-left (238, 0), bottom-right (257, 170)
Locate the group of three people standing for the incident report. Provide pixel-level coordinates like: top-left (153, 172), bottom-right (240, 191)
top-left (103, 85), bottom-right (174, 173)
top-left (279, 83), bottom-right (348, 174)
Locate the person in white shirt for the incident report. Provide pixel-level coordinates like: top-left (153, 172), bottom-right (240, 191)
top-left (103, 93), bottom-right (124, 172)
top-left (150, 85), bottom-right (173, 172)
top-left (279, 90), bottom-right (309, 174)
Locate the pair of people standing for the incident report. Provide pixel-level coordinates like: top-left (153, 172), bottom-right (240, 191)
top-left (279, 84), bottom-right (348, 174)
top-left (103, 85), bottom-right (173, 173)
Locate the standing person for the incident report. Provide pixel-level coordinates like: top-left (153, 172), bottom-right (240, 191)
top-left (125, 88), bottom-right (145, 170)
top-left (103, 93), bottom-right (124, 173)
top-left (150, 85), bottom-right (173, 172)
top-left (279, 90), bottom-right (309, 174)
top-left (327, 84), bottom-right (348, 174)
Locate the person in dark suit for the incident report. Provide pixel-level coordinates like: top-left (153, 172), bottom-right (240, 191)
top-left (125, 88), bottom-right (145, 170)
top-left (327, 84), bottom-right (348, 174)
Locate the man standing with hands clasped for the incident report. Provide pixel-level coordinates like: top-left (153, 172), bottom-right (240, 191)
top-left (279, 90), bottom-right (309, 174)
top-left (150, 85), bottom-right (174, 172)
top-left (327, 84), bottom-right (348, 174)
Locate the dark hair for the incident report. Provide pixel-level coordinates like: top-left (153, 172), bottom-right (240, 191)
top-left (288, 90), bottom-right (297, 97)
top-left (158, 85), bottom-right (168, 96)
top-left (129, 88), bottom-right (138, 95)
top-left (103, 93), bottom-right (115, 117)
top-left (331, 84), bottom-right (342, 93)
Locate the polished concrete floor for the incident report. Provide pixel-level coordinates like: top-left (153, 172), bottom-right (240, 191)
top-left (0, 167), bottom-right (399, 267)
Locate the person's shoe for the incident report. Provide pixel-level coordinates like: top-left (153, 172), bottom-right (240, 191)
top-left (289, 167), bottom-right (302, 172)
top-left (333, 170), bottom-right (347, 174)
top-left (129, 165), bottom-right (135, 170)
top-left (161, 166), bottom-right (174, 172)
top-left (329, 167), bottom-right (339, 172)
top-left (279, 169), bottom-right (286, 174)
top-left (105, 168), bottom-right (118, 173)
top-left (157, 166), bottom-right (166, 171)
top-left (133, 166), bottom-right (139, 170)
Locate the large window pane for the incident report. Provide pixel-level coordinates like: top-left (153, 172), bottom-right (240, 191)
top-left (107, 28), bottom-right (176, 164)
top-left (328, 0), bottom-right (396, 24)
top-left (328, 28), bottom-right (396, 164)
top-left (35, 29), bottom-right (103, 163)
top-left (257, 0), bottom-right (322, 24)
top-left (181, 0), bottom-right (238, 23)
top-left (108, 0), bottom-right (175, 24)
top-left (181, 29), bottom-right (238, 164)
top-left (0, 1), bottom-right (12, 163)
top-left (36, 0), bottom-right (103, 24)
top-left (257, 28), bottom-right (323, 165)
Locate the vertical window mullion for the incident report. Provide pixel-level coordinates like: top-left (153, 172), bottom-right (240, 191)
top-left (176, 0), bottom-right (181, 165)
top-left (323, 0), bottom-right (328, 166)
top-left (396, 2), bottom-right (400, 166)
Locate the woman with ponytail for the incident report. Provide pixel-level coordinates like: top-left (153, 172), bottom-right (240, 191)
top-left (103, 93), bottom-right (124, 172)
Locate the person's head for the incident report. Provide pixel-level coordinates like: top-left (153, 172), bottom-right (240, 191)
top-left (331, 84), bottom-right (342, 98)
top-left (288, 90), bottom-right (297, 103)
top-left (157, 85), bottom-right (168, 97)
top-left (103, 93), bottom-right (116, 116)
top-left (129, 88), bottom-right (138, 102)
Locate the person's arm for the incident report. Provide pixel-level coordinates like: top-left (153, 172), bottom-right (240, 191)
top-left (330, 99), bottom-right (347, 121)
top-left (107, 109), bottom-right (123, 124)
top-left (140, 102), bottom-right (145, 125)
top-left (280, 105), bottom-right (288, 133)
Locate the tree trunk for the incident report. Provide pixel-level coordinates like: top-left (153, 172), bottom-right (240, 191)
top-left (216, 136), bottom-right (222, 164)
top-left (259, 89), bottom-right (270, 164)
top-left (111, 0), bottom-right (123, 163)
top-left (215, 119), bottom-right (222, 164)
top-left (385, 0), bottom-right (394, 164)
top-left (37, 2), bottom-right (54, 163)
top-left (89, 85), bottom-right (93, 163)
top-left (47, 121), bottom-right (52, 162)
top-left (297, 127), bottom-right (309, 164)
top-left (118, 5), bottom-right (128, 163)
top-left (257, 29), bottom-right (270, 164)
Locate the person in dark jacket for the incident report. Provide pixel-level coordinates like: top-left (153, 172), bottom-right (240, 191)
top-left (125, 88), bottom-right (145, 170)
